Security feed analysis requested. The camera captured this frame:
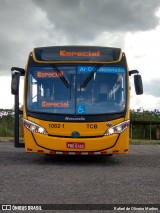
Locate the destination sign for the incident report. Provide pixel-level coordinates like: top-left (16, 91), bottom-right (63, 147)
top-left (33, 46), bottom-right (121, 62)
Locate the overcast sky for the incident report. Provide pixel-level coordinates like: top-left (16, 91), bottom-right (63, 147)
top-left (0, 0), bottom-right (160, 110)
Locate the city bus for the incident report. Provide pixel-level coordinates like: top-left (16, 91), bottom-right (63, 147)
top-left (11, 46), bottom-right (143, 155)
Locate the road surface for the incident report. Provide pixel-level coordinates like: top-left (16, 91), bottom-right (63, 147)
top-left (0, 142), bottom-right (159, 211)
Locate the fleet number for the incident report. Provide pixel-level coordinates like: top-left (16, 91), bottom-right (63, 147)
top-left (49, 123), bottom-right (64, 128)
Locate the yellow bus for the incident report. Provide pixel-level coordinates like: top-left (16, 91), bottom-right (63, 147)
top-left (11, 46), bottom-right (143, 155)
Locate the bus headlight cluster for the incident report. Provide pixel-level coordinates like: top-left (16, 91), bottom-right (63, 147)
top-left (104, 120), bottom-right (130, 136)
top-left (23, 119), bottom-right (48, 135)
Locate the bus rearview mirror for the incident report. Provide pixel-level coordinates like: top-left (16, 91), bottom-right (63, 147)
top-left (11, 73), bottom-right (20, 95)
top-left (134, 74), bottom-right (143, 95)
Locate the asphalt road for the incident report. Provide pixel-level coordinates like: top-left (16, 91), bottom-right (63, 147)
top-left (0, 142), bottom-right (160, 212)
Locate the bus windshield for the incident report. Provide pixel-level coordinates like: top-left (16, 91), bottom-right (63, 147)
top-left (27, 65), bottom-right (126, 115)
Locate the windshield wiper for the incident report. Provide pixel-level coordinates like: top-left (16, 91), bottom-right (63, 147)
top-left (80, 65), bottom-right (100, 88)
top-left (52, 64), bottom-right (70, 88)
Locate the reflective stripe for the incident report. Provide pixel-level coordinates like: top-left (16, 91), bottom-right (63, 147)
top-left (94, 152), bottom-right (101, 155)
top-left (118, 150), bottom-right (125, 153)
top-left (26, 148), bottom-right (128, 155)
top-left (69, 152), bottom-right (76, 155)
top-left (81, 152), bottom-right (88, 155)
top-left (55, 151), bottom-right (63, 155)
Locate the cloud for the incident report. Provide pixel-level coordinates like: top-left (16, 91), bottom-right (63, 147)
top-left (33, 0), bottom-right (160, 42)
top-left (130, 93), bottom-right (160, 110)
top-left (144, 80), bottom-right (160, 97)
top-left (0, 0), bottom-right (55, 75)
top-left (0, 0), bottom-right (159, 75)
top-left (130, 76), bottom-right (160, 110)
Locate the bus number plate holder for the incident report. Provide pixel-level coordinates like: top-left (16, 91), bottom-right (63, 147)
top-left (67, 142), bottom-right (85, 149)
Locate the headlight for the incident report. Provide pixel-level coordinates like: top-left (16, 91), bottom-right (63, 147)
top-left (23, 119), bottom-right (48, 135)
top-left (104, 120), bottom-right (130, 136)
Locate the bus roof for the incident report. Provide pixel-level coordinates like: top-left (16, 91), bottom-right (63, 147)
top-left (32, 46), bottom-right (122, 63)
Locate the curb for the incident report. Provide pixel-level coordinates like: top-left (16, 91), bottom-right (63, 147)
top-left (0, 139), bottom-right (14, 142)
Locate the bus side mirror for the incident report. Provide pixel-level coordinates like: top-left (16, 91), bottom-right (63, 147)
top-left (11, 73), bottom-right (20, 95)
top-left (134, 74), bottom-right (143, 95)
top-left (11, 67), bottom-right (25, 95)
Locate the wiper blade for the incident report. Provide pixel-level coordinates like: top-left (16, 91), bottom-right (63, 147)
top-left (52, 64), bottom-right (70, 88)
top-left (80, 65), bottom-right (100, 88)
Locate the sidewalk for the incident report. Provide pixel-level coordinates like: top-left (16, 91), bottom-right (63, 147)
top-left (0, 137), bottom-right (23, 142)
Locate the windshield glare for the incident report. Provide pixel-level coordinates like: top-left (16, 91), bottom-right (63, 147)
top-left (27, 65), bottom-right (126, 115)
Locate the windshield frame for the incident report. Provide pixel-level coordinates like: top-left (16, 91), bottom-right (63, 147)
top-left (25, 62), bottom-right (128, 121)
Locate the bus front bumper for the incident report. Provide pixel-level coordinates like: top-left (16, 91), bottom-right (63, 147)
top-left (24, 129), bottom-right (129, 155)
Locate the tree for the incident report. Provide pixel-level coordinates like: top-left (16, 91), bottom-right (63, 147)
top-left (130, 108), bottom-right (160, 121)
top-left (0, 109), bottom-right (14, 136)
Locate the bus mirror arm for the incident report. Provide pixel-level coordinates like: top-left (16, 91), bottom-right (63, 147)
top-left (129, 70), bottom-right (139, 76)
top-left (11, 67), bottom-right (25, 75)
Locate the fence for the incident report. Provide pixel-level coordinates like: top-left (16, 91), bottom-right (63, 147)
top-left (130, 121), bottom-right (160, 140)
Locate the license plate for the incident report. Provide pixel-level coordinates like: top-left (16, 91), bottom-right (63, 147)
top-left (67, 142), bottom-right (85, 149)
